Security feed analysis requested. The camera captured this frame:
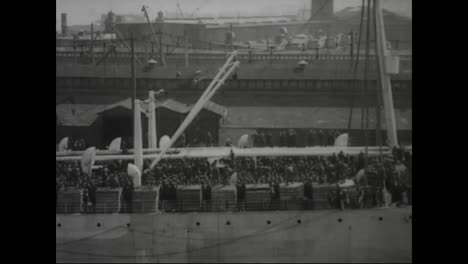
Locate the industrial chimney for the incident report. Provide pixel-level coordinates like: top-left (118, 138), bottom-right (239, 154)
top-left (310, 0), bottom-right (334, 20)
top-left (61, 13), bottom-right (68, 35)
top-left (156, 11), bottom-right (164, 22)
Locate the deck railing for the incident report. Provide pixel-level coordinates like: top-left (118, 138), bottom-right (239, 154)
top-left (56, 187), bottom-right (412, 214)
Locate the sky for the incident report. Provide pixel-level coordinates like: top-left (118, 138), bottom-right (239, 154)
top-left (56, 0), bottom-right (411, 28)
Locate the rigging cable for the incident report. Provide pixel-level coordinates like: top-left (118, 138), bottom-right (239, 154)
top-left (372, 0), bottom-right (384, 160)
top-left (347, 0), bottom-right (366, 135)
top-left (362, 0), bottom-right (372, 168)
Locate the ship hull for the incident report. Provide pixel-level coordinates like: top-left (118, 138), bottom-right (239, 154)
top-left (56, 207), bottom-right (412, 263)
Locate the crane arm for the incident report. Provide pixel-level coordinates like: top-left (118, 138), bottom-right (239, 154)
top-left (149, 51), bottom-right (239, 169)
top-left (176, 0), bottom-right (184, 18)
top-left (142, 5), bottom-right (166, 66)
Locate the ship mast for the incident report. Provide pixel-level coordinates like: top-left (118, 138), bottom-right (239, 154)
top-left (374, 0), bottom-right (398, 147)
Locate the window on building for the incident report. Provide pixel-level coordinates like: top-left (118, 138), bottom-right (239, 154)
top-left (298, 80), bottom-right (306, 89)
top-left (256, 80), bottom-right (264, 89)
top-left (238, 80), bottom-right (247, 90)
top-left (272, 80), bottom-right (280, 89)
top-left (230, 80), bottom-right (239, 89)
top-left (121, 79), bottom-right (130, 90)
top-left (88, 78), bottom-right (95, 90)
top-left (344, 80), bottom-right (353, 91)
top-left (112, 78), bottom-right (120, 90)
top-left (56, 78), bottom-right (64, 88)
top-left (165, 80), bottom-right (176, 90)
top-left (96, 78), bottom-right (105, 90)
top-left (224, 79), bottom-right (232, 88)
top-left (333, 80), bottom-right (346, 93)
top-left (289, 80), bottom-right (298, 89)
top-left (63, 78), bottom-right (72, 89)
top-left (72, 78), bottom-right (81, 89)
top-left (336, 80), bottom-right (347, 92)
top-left (394, 80), bottom-right (408, 93)
top-left (316, 80), bottom-right (324, 90)
top-left (138, 79), bottom-right (147, 90)
top-left (175, 79), bottom-right (185, 89)
top-left (248, 80), bottom-right (256, 89)
top-left (153, 80), bottom-right (162, 90)
top-left (201, 79), bottom-right (211, 89)
top-left (149, 79), bottom-right (157, 90)
top-left (106, 78), bottom-right (114, 90)
top-left (401, 81), bottom-right (408, 90)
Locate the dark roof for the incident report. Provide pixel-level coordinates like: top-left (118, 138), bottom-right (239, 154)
top-left (156, 99), bottom-right (191, 113)
top-left (57, 98), bottom-right (226, 127)
top-left (99, 98), bottom-right (133, 114)
top-left (56, 104), bottom-right (106, 126)
top-left (96, 98), bottom-right (227, 117)
top-left (202, 101), bottom-right (228, 117)
top-left (57, 102), bottom-right (411, 130)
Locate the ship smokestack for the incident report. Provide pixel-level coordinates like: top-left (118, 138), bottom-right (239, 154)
top-left (310, 0), bottom-right (334, 20)
top-left (61, 13), bottom-right (68, 35)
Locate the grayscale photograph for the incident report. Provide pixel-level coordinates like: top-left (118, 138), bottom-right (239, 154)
top-left (56, 0), bottom-right (412, 262)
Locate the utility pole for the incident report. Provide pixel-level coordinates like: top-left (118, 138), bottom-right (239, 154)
top-left (185, 30), bottom-right (189, 67)
top-left (375, 0), bottom-right (398, 147)
top-left (148, 90), bottom-right (157, 149)
top-left (159, 29), bottom-right (165, 66)
top-left (230, 23), bottom-right (233, 51)
top-left (73, 35), bottom-right (77, 63)
top-left (113, 27), bottom-right (143, 65)
top-left (90, 23), bottom-right (94, 63)
top-left (373, 0), bottom-right (383, 158)
top-left (349, 30), bottom-right (354, 66)
top-left (363, 0), bottom-right (371, 167)
top-left (134, 98), bottom-right (143, 172)
top-left (131, 34), bottom-right (137, 145)
top-left (144, 34), bottom-right (148, 62)
top-left (148, 89), bottom-right (165, 149)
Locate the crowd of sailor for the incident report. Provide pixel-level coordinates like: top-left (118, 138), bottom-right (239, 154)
top-left (56, 146), bottom-right (411, 211)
